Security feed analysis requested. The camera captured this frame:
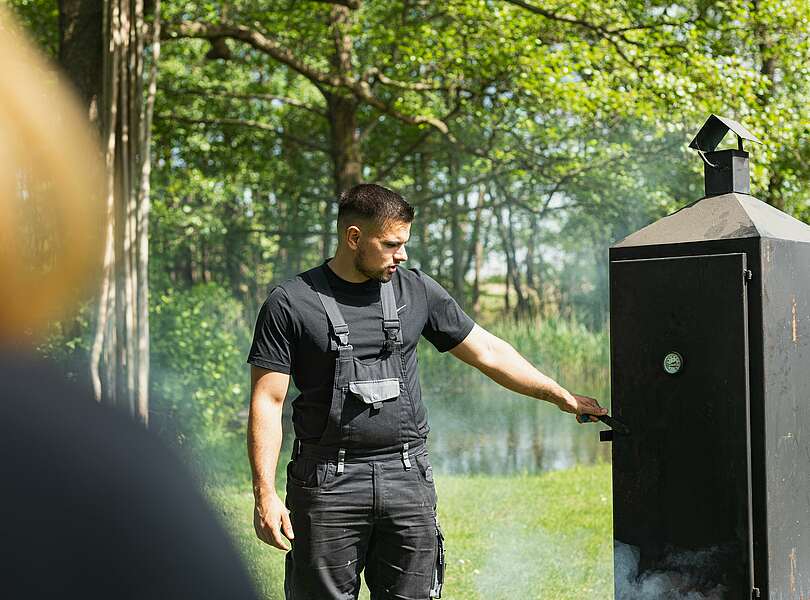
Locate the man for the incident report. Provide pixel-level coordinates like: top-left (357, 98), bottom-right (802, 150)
top-left (246, 183), bottom-right (606, 599)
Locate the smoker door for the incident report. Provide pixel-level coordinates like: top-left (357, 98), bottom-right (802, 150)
top-left (610, 253), bottom-right (753, 598)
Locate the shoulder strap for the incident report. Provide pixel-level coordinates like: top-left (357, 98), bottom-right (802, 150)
top-left (310, 266), bottom-right (350, 349)
top-left (380, 280), bottom-right (401, 348)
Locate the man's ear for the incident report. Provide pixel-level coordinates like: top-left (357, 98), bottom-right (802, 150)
top-left (346, 225), bottom-right (362, 250)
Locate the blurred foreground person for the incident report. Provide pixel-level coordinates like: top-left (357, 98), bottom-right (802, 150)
top-left (0, 8), bottom-right (258, 599)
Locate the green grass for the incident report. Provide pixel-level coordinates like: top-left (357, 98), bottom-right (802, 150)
top-left (206, 464), bottom-right (614, 599)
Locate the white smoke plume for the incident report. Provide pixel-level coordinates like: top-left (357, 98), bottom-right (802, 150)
top-left (614, 541), bottom-right (728, 600)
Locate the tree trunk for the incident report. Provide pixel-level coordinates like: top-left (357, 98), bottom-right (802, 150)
top-left (462, 187), bottom-right (484, 274)
top-left (504, 250), bottom-right (511, 313)
top-left (468, 186), bottom-right (486, 317)
top-left (412, 151), bottom-right (431, 270)
top-left (450, 202), bottom-right (463, 301)
top-left (322, 4), bottom-right (361, 258)
top-left (449, 158), bottom-right (466, 303)
top-left (58, 0), bottom-right (104, 122)
top-left (324, 92), bottom-right (361, 256)
top-left (290, 193), bottom-right (305, 275)
top-left (224, 195), bottom-right (246, 296)
top-left (525, 214), bottom-right (544, 309)
top-left (89, 0), bottom-right (160, 425)
top-left (437, 217), bottom-right (449, 282)
top-left (57, 0), bottom-right (104, 392)
top-left (496, 204), bottom-right (530, 319)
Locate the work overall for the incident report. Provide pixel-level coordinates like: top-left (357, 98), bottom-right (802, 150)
top-left (284, 266), bottom-right (445, 600)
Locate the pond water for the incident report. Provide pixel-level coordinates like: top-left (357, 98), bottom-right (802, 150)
top-left (280, 365), bottom-right (612, 476)
top-left (420, 374), bottom-right (611, 475)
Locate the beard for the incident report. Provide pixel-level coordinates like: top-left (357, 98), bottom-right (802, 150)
top-left (354, 246), bottom-right (392, 282)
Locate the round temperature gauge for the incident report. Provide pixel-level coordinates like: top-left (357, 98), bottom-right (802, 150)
top-left (663, 351), bottom-right (684, 375)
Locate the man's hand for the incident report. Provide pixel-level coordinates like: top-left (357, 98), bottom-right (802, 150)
top-left (555, 390), bottom-right (607, 422)
top-left (253, 491), bottom-right (294, 551)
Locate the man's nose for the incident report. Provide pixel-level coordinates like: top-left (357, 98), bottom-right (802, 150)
top-left (394, 246), bottom-right (408, 262)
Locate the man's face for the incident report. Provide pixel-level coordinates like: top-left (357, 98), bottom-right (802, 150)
top-left (353, 220), bottom-right (411, 282)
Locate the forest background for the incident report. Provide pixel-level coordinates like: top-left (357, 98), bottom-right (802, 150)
top-left (7, 1), bottom-right (810, 597)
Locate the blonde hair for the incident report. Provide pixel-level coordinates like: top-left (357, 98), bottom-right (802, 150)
top-left (0, 7), bottom-right (105, 342)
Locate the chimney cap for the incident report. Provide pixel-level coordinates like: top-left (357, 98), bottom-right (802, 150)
top-left (689, 114), bottom-right (762, 152)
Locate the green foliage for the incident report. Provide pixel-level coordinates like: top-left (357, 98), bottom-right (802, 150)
top-left (419, 316), bottom-right (609, 400)
top-left (34, 300), bottom-right (96, 385)
top-left (5, 0), bottom-right (59, 57)
top-left (13, 0), bottom-right (808, 398)
top-left (13, 0), bottom-right (810, 430)
top-left (498, 317), bottom-right (609, 383)
top-left (150, 282), bottom-right (251, 441)
top-left (126, 0), bottom-right (810, 321)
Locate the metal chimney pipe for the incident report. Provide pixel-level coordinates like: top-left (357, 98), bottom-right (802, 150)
top-left (688, 114), bottom-right (762, 197)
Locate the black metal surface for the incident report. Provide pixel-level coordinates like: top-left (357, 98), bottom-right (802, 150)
top-left (608, 118), bottom-right (810, 597)
top-left (609, 221), bottom-right (810, 598)
top-left (688, 115), bottom-right (761, 198)
top-left (703, 149), bottom-right (751, 196)
top-left (612, 193), bottom-right (785, 249)
top-left (757, 238), bottom-right (810, 598)
top-left (597, 414), bottom-right (630, 434)
top-left (689, 114), bottom-right (762, 152)
top-left (577, 413), bottom-right (631, 434)
top-left (611, 236), bottom-right (770, 597)
top-left (610, 253), bottom-right (753, 598)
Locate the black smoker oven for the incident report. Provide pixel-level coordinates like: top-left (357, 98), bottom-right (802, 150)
top-left (606, 115), bottom-right (810, 599)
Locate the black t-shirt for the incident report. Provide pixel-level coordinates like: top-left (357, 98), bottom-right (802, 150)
top-left (246, 260), bottom-right (475, 441)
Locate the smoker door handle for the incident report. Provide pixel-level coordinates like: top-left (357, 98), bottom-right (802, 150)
top-left (599, 430), bottom-right (613, 443)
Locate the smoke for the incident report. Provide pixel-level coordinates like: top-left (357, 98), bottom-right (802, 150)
top-left (474, 523), bottom-right (612, 598)
top-left (614, 541), bottom-right (728, 600)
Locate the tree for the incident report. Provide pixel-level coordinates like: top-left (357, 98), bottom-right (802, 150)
top-left (60, 0), bottom-right (161, 423)
top-left (58, 0), bottom-right (104, 121)
top-left (158, 1), bottom-right (495, 256)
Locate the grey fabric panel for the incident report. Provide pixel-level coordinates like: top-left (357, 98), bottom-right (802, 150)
top-left (348, 378), bottom-right (400, 405)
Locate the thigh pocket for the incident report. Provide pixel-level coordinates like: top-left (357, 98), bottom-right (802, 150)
top-left (286, 457), bottom-right (331, 490)
top-left (415, 452), bottom-right (434, 485)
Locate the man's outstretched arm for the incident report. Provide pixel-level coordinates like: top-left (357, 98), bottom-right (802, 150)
top-left (248, 365), bottom-right (294, 550)
top-left (448, 324), bottom-right (607, 419)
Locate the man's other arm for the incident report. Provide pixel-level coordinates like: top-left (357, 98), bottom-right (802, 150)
top-left (248, 365), bottom-right (294, 550)
top-left (448, 324), bottom-right (607, 419)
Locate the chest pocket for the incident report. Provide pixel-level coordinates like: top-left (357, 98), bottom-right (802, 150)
top-left (348, 378), bottom-right (400, 410)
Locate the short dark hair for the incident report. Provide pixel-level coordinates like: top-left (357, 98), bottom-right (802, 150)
top-left (337, 183), bottom-right (414, 232)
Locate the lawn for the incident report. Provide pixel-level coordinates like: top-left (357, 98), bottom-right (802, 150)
top-left (205, 463), bottom-right (614, 599)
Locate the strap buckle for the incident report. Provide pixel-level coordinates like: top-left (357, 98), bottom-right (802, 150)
top-left (402, 443), bottom-right (412, 470)
top-left (383, 321), bottom-right (400, 351)
top-left (337, 448), bottom-right (346, 475)
top-left (333, 324), bottom-right (350, 347)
